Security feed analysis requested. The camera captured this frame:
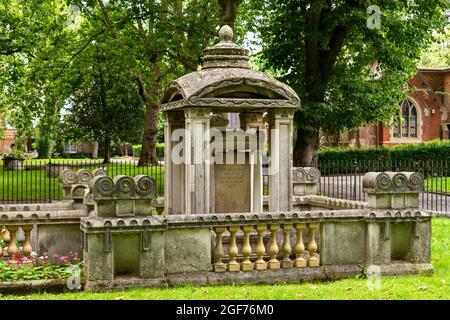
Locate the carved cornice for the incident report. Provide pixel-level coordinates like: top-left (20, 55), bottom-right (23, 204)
top-left (362, 172), bottom-right (423, 194)
top-left (293, 167), bottom-right (321, 184)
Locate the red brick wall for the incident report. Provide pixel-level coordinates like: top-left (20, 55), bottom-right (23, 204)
top-left (0, 129), bottom-right (16, 154)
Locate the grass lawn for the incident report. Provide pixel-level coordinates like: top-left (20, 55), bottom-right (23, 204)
top-left (2, 217), bottom-right (450, 300)
top-left (425, 177), bottom-right (450, 193)
top-left (0, 159), bottom-right (165, 201)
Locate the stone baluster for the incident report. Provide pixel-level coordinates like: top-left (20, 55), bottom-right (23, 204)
top-left (213, 227), bottom-right (226, 272)
top-left (268, 224), bottom-right (280, 269)
top-left (17, 226), bottom-right (25, 254)
top-left (227, 226), bottom-right (240, 272)
top-left (294, 223), bottom-right (306, 267)
top-left (241, 226), bottom-right (254, 271)
top-left (7, 226), bottom-right (19, 257)
top-left (307, 224), bottom-right (319, 267)
top-left (255, 225), bottom-right (267, 270)
top-left (1, 227), bottom-right (10, 256)
top-left (0, 227), bottom-right (5, 256)
top-left (22, 225), bottom-right (33, 257)
top-left (281, 224), bottom-right (293, 268)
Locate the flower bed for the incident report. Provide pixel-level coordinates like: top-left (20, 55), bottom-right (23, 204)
top-left (0, 252), bottom-right (82, 282)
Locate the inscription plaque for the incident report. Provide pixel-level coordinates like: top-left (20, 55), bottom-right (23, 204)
top-left (214, 164), bottom-right (251, 213)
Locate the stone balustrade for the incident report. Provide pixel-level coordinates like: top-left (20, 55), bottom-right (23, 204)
top-left (85, 175), bottom-right (157, 217)
top-left (59, 168), bottom-right (108, 208)
top-left (0, 208), bottom-right (87, 258)
top-left (212, 223), bottom-right (319, 272)
top-left (81, 209), bottom-right (432, 290)
top-left (362, 172), bottom-right (423, 209)
top-left (0, 225), bottom-right (33, 258)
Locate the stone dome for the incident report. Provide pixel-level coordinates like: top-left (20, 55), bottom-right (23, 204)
top-left (161, 25), bottom-right (300, 113)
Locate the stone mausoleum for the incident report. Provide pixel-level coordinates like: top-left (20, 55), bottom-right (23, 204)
top-left (0, 26), bottom-right (433, 291)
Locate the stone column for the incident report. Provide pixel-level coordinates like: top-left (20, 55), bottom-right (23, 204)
top-left (184, 108), bottom-right (211, 214)
top-left (164, 112), bottom-right (185, 215)
top-left (268, 109), bottom-right (294, 212)
top-left (241, 112), bottom-right (264, 212)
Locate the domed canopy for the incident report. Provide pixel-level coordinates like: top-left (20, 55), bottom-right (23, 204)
top-left (161, 25), bottom-right (300, 113)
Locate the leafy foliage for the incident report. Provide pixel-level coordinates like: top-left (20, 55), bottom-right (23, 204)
top-left (419, 30), bottom-right (450, 68)
top-left (319, 139), bottom-right (450, 162)
top-left (246, 0), bottom-right (450, 163)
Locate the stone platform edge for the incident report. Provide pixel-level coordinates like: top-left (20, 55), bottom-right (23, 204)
top-left (84, 263), bottom-right (434, 292)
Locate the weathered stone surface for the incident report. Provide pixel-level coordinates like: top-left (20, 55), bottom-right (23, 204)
top-left (391, 222), bottom-right (413, 261)
top-left (366, 222), bottom-right (390, 265)
top-left (37, 224), bottom-right (81, 257)
top-left (292, 167), bottom-right (320, 184)
top-left (412, 220), bottom-right (432, 263)
top-left (363, 172), bottom-right (423, 209)
top-left (164, 228), bottom-right (211, 274)
top-left (84, 233), bottom-right (114, 281)
top-left (113, 234), bottom-right (140, 276)
top-left (320, 222), bottom-right (366, 265)
top-left (140, 231), bottom-right (165, 279)
top-left (87, 175), bottom-right (157, 217)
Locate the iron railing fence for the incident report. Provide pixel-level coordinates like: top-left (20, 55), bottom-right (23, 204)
top-left (0, 159), bottom-right (164, 204)
top-left (289, 159), bottom-right (450, 212)
top-left (1, 158), bottom-right (449, 212)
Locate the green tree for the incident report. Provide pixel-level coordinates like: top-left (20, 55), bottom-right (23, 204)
top-left (247, 0), bottom-right (449, 165)
top-left (0, 0), bottom-right (74, 157)
top-left (62, 40), bottom-right (145, 163)
top-left (419, 30), bottom-right (450, 68)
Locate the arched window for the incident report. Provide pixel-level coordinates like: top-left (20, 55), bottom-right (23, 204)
top-left (393, 99), bottom-right (418, 139)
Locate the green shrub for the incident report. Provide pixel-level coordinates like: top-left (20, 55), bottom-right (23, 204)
top-left (319, 139), bottom-right (450, 162)
top-left (318, 140), bottom-right (450, 175)
top-left (133, 145), bottom-right (142, 157)
top-left (156, 143), bottom-right (164, 158)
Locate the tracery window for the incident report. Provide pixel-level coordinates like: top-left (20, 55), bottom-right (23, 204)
top-left (393, 99), bottom-right (418, 139)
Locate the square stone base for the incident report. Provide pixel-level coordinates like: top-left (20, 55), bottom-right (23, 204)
top-left (213, 263), bottom-right (226, 273)
top-left (228, 262), bottom-right (240, 272)
top-left (255, 261), bottom-right (267, 270)
top-left (281, 260), bottom-right (293, 269)
top-left (308, 258), bottom-right (320, 267)
top-left (268, 260), bottom-right (280, 270)
top-left (294, 259), bottom-right (307, 268)
top-left (241, 262), bottom-right (254, 271)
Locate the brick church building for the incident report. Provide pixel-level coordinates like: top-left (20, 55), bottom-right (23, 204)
top-left (337, 67), bottom-right (450, 147)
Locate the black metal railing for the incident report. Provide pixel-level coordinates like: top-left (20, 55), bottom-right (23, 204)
top-left (2, 157), bottom-right (449, 212)
top-left (0, 159), bottom-right (164, 204)
top-left (281, 159), bottom-right (449, 212)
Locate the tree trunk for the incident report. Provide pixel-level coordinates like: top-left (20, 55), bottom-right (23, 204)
top-left (136, 70), bottom-right (160, 167)
top-left (219, 0), bottom-right (241, 28)
top-left (103, 135), bottom-right (111, 164)
top-left (293, 120), bottom-right (320, 167)
top-left (138, 104), bottom-right (159, 166)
